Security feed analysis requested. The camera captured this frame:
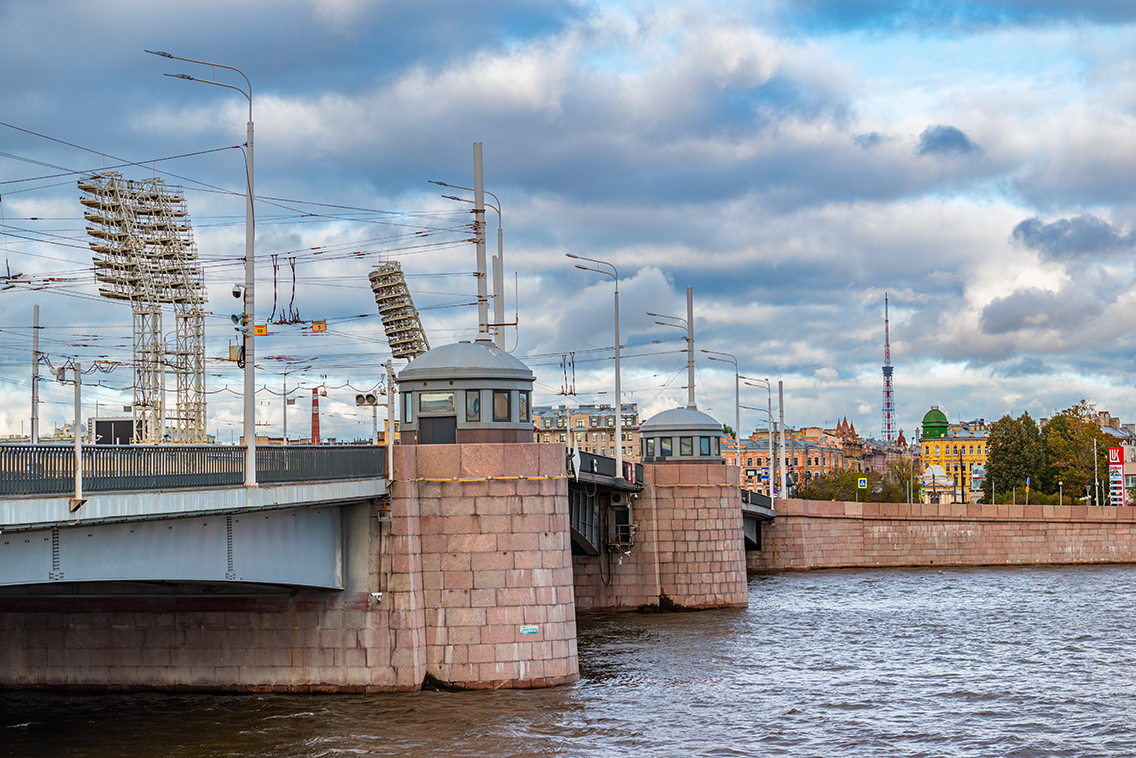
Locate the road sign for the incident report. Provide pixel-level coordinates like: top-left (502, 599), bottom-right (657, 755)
top-left (857, 477), bottom-right (868, 489)
top-left (254, 324), bottom-right (268, 336)
top-left (312, 320), bottom-right (327, 333)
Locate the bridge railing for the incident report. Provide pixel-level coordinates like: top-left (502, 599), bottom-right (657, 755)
top-left (573, 450), bottom-right (645, 485)
top-left (0, 444), bottom-right (386, 497)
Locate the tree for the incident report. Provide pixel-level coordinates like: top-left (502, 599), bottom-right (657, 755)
top-left (796, 467), bottom-right (909, 503)
top-left (1041, 401), bottom-right (1111, 503)
top-left (984, 412), bottom-right (1045, 503)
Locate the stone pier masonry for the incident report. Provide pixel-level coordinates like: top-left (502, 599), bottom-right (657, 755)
top-left (573, 461), bottom-right (749, 612)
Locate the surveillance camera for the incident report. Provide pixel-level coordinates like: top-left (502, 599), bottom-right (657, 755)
top-left (232, 284), bottom-right (242, 298)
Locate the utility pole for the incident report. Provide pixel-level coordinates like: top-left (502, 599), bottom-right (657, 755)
top-left (31, 304), bottom-right (39, 444)
top-left (686, 287), bottom-right (695, 408)
top-left (778, 381), bottom-right (786, 500)
top-left (386, 361), bottom-right (395, 480)
top-left (1094, 437), bottom-right (1100, 506)
top-left (473, 143), bottom-right (489, 341)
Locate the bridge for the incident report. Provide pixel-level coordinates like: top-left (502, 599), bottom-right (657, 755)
top-left (0, 444), bottom-right (386, 592)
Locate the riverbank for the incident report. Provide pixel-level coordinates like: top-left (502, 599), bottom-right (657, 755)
top-left (749, 499), bottom-right (1136, 571)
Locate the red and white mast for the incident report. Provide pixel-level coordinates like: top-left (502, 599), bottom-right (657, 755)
top-left (882, 293), bottom-right (896, 444)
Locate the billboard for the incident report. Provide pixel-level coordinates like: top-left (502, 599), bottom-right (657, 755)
top-left (1109, 446), bottom-right (1125, 507)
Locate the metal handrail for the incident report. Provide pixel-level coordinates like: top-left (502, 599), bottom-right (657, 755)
top-left (0, 444), bottom-right (386, 497)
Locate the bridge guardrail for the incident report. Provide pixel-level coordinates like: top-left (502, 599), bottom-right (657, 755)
top-left (0, 444), bottom-right (386, 497)
top-left (572, 450), bottom-right (645, 486)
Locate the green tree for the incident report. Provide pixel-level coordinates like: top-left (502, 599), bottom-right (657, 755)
top-left (796, 468), bottom-right (909, 502)
top-left (984, 412), bottom-right (1045, 503)
top-left (1041, 401), bottom-right (1112, 503)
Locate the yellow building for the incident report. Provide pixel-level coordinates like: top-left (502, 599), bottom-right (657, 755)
top-left (920, 406), bottom-right (988, 503)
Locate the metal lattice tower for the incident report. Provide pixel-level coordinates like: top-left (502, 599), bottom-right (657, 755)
top-left (882, 292), bottom-right (896, 445)
top-left (369, 261), bottom-right (430, 360)
top-left (79, 173), bottom-right (207, 444)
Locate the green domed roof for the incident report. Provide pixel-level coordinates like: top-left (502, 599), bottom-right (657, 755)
top-left (922, 406), bottom-right (948, 439)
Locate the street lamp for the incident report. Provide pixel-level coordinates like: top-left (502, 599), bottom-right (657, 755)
top-left (1059, 480), bottom-right (1064, 506)
top-left (648, 286), bottom-right (696, 409)
top-left (743, 378), bottom-right (775, 498)
top-left (431, 179), bottom-right (506, 349)
top-left (148, 49), bottom-right (257, 487)
top-left (703, 349), bottom-right (740, 482)
top-left (566, 254), bottom-right (623, 481)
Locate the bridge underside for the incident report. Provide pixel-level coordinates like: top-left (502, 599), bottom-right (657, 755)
top-left (0, 505), bottom-right (344, 591)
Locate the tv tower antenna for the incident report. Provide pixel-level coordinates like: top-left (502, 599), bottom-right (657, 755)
top-left (882, 292), bottom-right (896, 444)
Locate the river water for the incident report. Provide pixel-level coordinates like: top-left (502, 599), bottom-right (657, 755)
top-left (5, 565), bottom-right (1136, 757)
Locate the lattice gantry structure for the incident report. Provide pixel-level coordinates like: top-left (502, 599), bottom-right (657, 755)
top-left (79, 172), bottom-right (207, 444)
top-left (369, 261), bottom-right (430, 361)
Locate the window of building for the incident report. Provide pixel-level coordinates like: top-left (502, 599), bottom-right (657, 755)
top-left (747, 457), bottom-right (753, 467)
top-left (934, 445), bottom-right (939, 456)
top-left (576, 432), bottom-right (583, 442)
top-left (679, 437), bottom-right (693, 455)
top-left (402, 392), bottom-right (413, 424)
top-left (519, 392), bottom-right (530, 422)
top-left (924, 445), bottom-right (930, 457)
top-left (660, 437), bottom-right (673, 456)
top-left (700, 437), bottom-right (711, 456)
top-left (492, 391), bottom-right (510, 422)
top-left (714, 437), bottom-right (720, 456)
top-left (575, 419), bottom-right (584, 428)
top-left (607, 417), bottom-right (615, 427)
top-left (465, 391), bottom-right (480, 422)
top-left (420, 391), bottom-right (455, 414)
top-left (590, 417), bottom-right (598, 428)
top-left (543, 433), bottom-right (549, 442)
top-left (644, 438), bottom-right (655, 457)
top-left (559, 433), bottom-right (566, 442)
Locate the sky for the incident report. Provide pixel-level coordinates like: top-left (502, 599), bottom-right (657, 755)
top-left (3, 0), bottom-right (1136, 443)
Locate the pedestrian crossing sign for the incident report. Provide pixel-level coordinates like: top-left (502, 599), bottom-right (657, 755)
top-left (857, 477), bottom-right (868, 489)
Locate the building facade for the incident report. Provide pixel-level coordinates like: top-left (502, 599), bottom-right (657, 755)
top-left (532, 403), bottom-right (640, 462)
top-left (920, 406), bottom-right (989, 503)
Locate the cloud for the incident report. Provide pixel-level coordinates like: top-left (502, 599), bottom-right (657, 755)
top-left (1011, 214), bottom-right (1135, 260)
top-left (994, 356), bottom-right (1050, 377)
top-left (917, 125), bottom-right (982, 157)
top-left (979, 286), bottom-right (1104, 335)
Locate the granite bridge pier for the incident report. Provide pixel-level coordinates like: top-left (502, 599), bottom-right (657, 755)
top-left (0, 339), bottom-right (772, 692)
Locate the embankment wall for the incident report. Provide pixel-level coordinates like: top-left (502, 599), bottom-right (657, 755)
top-left (749, 499), bottom-right (1136, 571)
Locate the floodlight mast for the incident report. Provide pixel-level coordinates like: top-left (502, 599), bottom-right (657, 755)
top-left (148, 49), bottom-right (256, 486)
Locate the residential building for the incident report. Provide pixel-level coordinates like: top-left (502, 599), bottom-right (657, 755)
top-left (532, 403), bottom-right (640, 461)
top-left (920, 406), bottom-right (988, 503)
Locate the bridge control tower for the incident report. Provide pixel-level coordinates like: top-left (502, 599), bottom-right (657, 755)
top-left (396, 338), bottom-right (534, 445)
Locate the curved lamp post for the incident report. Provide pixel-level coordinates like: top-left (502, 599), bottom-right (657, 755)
top-left (703, 349), bottom-right (740, 482)
top-left (431, 179), bottom-right (506, 349)
top-left (147, 49), bottom-right (256, 486)
top-left (743, 377), bottom-right (775, 498)
top-left (566, 254), bottom-right (623, 481)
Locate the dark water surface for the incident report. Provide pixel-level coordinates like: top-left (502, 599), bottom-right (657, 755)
top-left (5, 565), bottom-right (1136, 757)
